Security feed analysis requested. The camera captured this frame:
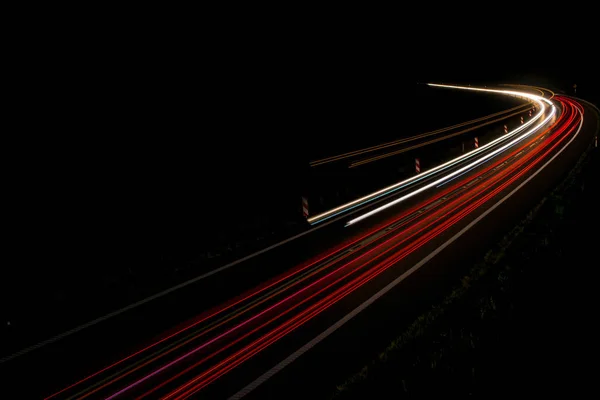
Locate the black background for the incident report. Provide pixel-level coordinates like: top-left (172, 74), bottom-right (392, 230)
top-left (6, 22), bottom-right (598, 282)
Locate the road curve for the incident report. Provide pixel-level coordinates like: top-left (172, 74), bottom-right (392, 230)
top-left (16, 85), bottom-right (594, 400)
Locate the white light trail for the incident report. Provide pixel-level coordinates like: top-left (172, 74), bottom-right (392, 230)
top-left (307, 84), bottom-right (550, 225)
top-left (345, 84), bottom-right (556, 226)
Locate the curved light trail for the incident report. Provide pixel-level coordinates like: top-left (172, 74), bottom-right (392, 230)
top-left (347, 104), bottom-right (534, 168)
top-left (307, 85), bottom-right (549, 225)
top-left (309, 102), bottom-right (532, 167)
top-left (345, 84), bottom-right (556, 226)
top-left (41, 86), bottom-right (584, 400)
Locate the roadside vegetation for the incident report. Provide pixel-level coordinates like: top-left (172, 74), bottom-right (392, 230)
top-left (332, 106), bottom-right (599, 398)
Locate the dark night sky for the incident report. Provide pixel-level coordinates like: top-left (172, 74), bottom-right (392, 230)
top-left (8, 26), bottom-right (598, 271)
top-left (2, 19), bottom-right (597, 395)
top-left (133, 38), bottom-right (597, 260)
top-left (149, 36), bottom-right (596, 211)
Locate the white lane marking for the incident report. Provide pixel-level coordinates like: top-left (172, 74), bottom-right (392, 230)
top-left (8, 105), bottom-right (542, 364)
top-left (228, 105), bottom-right (584, 399)
top-left (3, 142), bottom-right (483, 364)
top-left (0, 209), bottom-right (342, 363)
top-left (0, 90), bottom-right (567, 364)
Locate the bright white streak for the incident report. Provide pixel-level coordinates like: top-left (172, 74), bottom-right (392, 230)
top-left (307, 85), bottom-right (548, 225)
top-left (346, 85), bottom-right (555, 226)
top-left (229, 103), bottom-right (582, 400)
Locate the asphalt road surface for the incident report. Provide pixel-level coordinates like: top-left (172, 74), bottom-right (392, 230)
top-left (2, 85), bottom-right (597, 400)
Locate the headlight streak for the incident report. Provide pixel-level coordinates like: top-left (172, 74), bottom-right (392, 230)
top-left (309, 102), bottom-right (532, 167)
top-left (347, 105), bottom-right (536, 168)
top-left (159, 100), bottom-right (576, 399)
top-left (307, 85), bottom-right (547, 225)
top-left (169, 98), bottom-right (579, 399)
top-left (435, 161), bottom-right (483, 188)
top-left (43, 92), bottom-right (582, 400)
top-left (226, 97), bottom-right (582, 400)
top-left (50, 133), bottom-right (543, 399)
top-left (345, 85), bottom-right (555, 226)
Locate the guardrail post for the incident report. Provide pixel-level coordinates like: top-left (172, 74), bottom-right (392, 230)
top-left (302, 196), bottom-right (309, 218)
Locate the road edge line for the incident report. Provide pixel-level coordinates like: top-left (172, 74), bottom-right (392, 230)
top-left (228, 100), bottom-right (584, 400)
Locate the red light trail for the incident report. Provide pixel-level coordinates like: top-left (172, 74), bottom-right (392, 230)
top-left (43, 92), bottom-right (584, 400)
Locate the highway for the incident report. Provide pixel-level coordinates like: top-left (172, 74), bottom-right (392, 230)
top-left (2, 84), bottom-right (597, 399)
